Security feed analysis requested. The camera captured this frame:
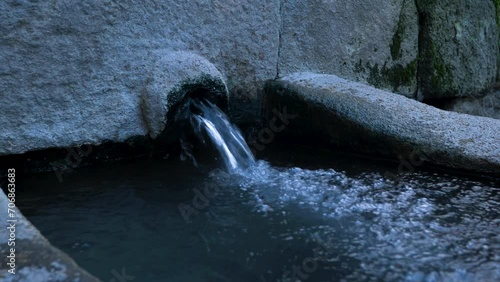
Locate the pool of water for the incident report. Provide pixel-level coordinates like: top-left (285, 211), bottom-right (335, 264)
top-left (16, 145), bottom-right (500, 282)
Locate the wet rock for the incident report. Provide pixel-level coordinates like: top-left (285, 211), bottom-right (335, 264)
top-left (264, 73), bottom-right (500, 174)
top-left (0, 189), bottom-right (99, 282)
top-left (416, 0), bottom-right (498, 99)
top-left (279, 0), bottom-right (419, 98)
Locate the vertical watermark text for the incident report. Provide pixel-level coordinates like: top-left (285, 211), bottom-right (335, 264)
top-left (110, 267), bottom-right (135, 282)
top-left (6, 168), bottom-right (17, 275)
top-left (50, 145), bottom-right (93, 182)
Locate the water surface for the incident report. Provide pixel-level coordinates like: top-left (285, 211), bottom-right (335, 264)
top-left (17, 146), bottom-right (500, 282)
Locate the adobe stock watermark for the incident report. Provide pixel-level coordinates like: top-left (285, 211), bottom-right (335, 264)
top-left (50, 145), bottom-right (93, 182)
top-left (281, 234), bottom-right (340, 281)
top-left (109, 267), bottom-right (135, 282)
top-left (247, 106), bottom-right (297, 155)
top-left (178, 185), bottom-right (220, 223)
top-left (384, 149), bottom-right (428, 182)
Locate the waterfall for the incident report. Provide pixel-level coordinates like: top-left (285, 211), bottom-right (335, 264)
top-left (188, 99), bottom-right (255, 172)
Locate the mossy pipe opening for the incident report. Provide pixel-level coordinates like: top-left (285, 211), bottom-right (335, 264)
top-left (142, 76), bottom-right (230, 157)
top-left (167, 85), bottom-right (229, 127)
top-left (141, 51), bottom-right (230, 140)
top-left (153, 87), bottom-right (237, 168)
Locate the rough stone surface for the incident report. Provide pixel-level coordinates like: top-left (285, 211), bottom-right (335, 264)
top-left (0, 48), bottom-right (228, 156)
top-left (442, 90), bottom-right (500, 120)
top-left (416, 0), bottom-right (498, 99)
top-left (0, 0), bottom-right (279, 156)
top-left (0, 189), bottom-right (99, 282)
top-left (1, 0), bottom-right (498, 158)
top-left (279, 0), bottom-right (419, 98)
top-left (264, 73), bottom-right (500, 174)
top-left (496, 0), bottom-right (500, 81)
top-left (142, 51), bottom-right (229, 139)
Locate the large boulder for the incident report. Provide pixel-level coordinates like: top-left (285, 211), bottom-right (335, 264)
top-left (264, 73), bottom-right (500, 174)
top-left (279, 0), bottom-right (419, 98)
top-left (416, 0), bottom-right (498, 99)
top-left (0, 0), bottom-right (279, 153)
top-left (0, 48), bottom-right (228, 156)
top-left (1, 0), bottom-right (497, 159)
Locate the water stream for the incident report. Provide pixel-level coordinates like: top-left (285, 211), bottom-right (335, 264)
top-left (16, 99), bottom-right (500, 282)
top-left (189, 99), bottom-right (255, 172)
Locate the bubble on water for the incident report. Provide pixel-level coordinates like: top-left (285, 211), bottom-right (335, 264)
top-left (207, 162), bottom-right (500, 280)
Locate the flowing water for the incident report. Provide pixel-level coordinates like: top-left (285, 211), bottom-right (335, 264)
top-left (15, 100), bottom-right (500, 282)
top-left (188, 99), bottom-right (255, 172)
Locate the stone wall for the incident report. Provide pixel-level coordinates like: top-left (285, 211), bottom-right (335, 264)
top-left (1, 0), bottom-right (272, 155)
top-left (264, 73), bottom-right (500, 174)
top-left (416, 0), bottom-right (498, 99)
top-left (279, 0), bottom-right (419, 98)
top-left (0, 0), bottom-right (498, 156)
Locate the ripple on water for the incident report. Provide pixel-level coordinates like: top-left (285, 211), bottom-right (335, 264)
top-left (207, 161), bottom-right (499, 281)
top-left (17, 157), bottom-right (499, 282)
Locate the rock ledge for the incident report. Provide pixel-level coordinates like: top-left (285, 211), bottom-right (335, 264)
top-left (264, 73), bottom-right (500, 174)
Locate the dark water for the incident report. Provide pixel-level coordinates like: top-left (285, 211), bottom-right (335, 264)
top-left (16, 145), bottom-right (500, 282)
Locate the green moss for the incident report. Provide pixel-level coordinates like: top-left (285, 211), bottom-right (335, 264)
top-left (494, 0), bottom-right (499, 43)
top-left (390, 14), bottom-right (406, 60)
top-left (366, 60), bottom-right (417, 93)
top-left (354, 59), bottom-right (366, 73)
top-left (418, 39), bottom-right (455, 95)
top-left (166, 74), bottom-right (229, 112)
top-left (495, 0), bottom-right (500, 20)
top-left (430, 59), bottom-right (453, 89)
top-left (367, 63), bottom-right (382, 87)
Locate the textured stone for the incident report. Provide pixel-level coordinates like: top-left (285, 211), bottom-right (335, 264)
top-left (416, 0), bottom-right (498, 99)
top-left (496, 0), bottom-right (500, 81)
top-left (0, 0), bottom-right (279, 156)
top-left (442, 90), bottom-right (500, 120)
top-left (1, 0), bottom-right (498, 159)
top-left (0, 189), bottom-right (99, 282)
top-left (264, 73), bottom-right (500, 174)
top-left (278, 0), bottom-right (419, 98)
top-left (0, 47), bottom-right (228, 156)
top-left (142, 51), bottom-right (228, 139)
